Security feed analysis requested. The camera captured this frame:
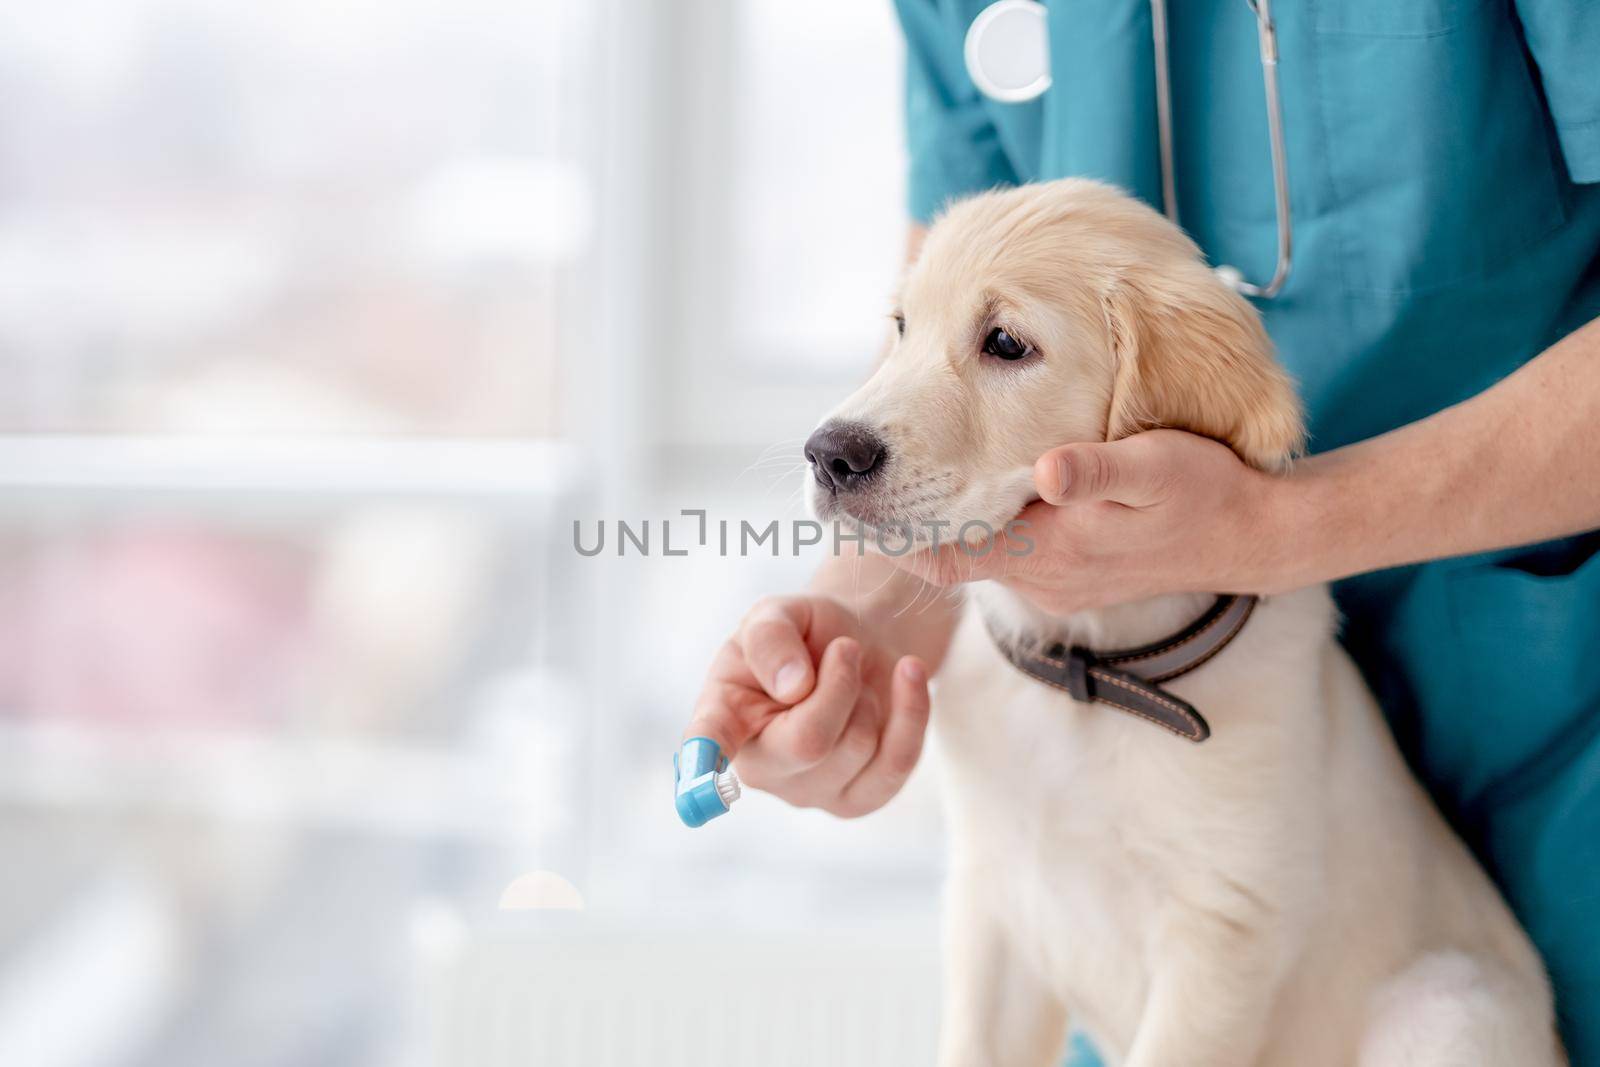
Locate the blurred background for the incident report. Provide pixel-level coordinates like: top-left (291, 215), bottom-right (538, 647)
top-left (0, 2), bottom-right (946, 1065)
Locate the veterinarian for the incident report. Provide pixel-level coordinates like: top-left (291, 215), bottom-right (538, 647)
top-left (691, 2), bottom-right (1600, 1061)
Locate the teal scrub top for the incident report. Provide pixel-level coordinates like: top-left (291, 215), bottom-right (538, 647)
top-left (894, 0), bottom-right (1600, 1060)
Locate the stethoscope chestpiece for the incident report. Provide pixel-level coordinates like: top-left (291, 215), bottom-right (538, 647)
top-left (965, 0), bottom-right (1051, 104)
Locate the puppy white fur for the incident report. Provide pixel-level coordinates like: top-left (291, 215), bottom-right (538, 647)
top-left (807, 181), bottom-right (1563, 1067)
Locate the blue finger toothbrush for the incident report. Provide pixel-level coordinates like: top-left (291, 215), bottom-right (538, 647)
top-left (674, 737), bottom-right (742, 827)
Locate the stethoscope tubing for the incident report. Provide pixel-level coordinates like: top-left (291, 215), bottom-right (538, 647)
top-left (1245, 0), bottom-right (1292, 298)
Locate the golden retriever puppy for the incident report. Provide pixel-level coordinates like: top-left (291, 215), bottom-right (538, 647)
top-left (804, 180), bottom-right (1563, 1067)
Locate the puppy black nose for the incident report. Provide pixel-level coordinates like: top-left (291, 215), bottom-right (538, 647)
top-left (804, 421), bottom-right (887, 491)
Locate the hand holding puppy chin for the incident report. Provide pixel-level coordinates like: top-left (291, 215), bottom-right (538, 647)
top-left (891, 429), bottom-right (1302, 615)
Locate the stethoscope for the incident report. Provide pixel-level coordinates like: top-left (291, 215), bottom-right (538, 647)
top-left (965, 0), bottom-right (1292, 299)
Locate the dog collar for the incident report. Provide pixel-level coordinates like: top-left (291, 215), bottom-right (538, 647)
top-left (986, 594), bottom-right (1258, 743)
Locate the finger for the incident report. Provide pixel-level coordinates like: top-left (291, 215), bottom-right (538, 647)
top-left (839, 656), bottom-right (931, 816)
top-left (787, 688), bottom-right (884, 799)
top-left (738, 597), bottom-right (816, 703)
top-left (682, 641), bottom-right (777, 757)
top-left (682, 683), bottom-right (767, 759)
top-left (1034, 437), bottom-right (1168, 507)
top-left (759, 636), bottom-right (863, 769)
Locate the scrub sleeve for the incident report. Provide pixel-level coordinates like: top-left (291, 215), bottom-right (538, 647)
top-left (1515, 0), bottom-right (1600, 185)
top-left (897, 0), bottom-right (1020, 223)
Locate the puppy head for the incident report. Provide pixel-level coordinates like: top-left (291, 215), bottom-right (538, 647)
top-left (804, 179), bottom-right (1304, 543)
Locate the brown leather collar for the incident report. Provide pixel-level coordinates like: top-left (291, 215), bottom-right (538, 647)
top-left (985, 595), bottom-right (1258, 743)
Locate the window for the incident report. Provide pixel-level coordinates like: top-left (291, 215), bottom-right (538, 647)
top-left (0, 3), bottom-right (602, 1064)
top-left (660, 0), bottom-right (909, 447)
top-left (0, 3), bottom-right (942, 1064)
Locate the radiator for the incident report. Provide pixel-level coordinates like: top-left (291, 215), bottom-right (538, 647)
top-left (422, 927), bottom-right (942, 1067)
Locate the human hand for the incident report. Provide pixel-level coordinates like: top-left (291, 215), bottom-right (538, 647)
top-left (889, 430), bottom-right (1298, 614)
top-left (683, 595), bottom-right (931, 818)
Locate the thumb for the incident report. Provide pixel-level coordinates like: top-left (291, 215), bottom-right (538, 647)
top-left (1033, 438), bottom-right (1167, 507)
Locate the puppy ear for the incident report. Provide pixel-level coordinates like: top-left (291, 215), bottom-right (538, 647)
top-left (1102, 269), bottom-right (1305, 471)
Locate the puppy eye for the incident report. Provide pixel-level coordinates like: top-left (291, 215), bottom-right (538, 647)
top-left (892, 313), bottom-right (906, 338)
top-left (982, 327), bottom-right (1031, 361)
